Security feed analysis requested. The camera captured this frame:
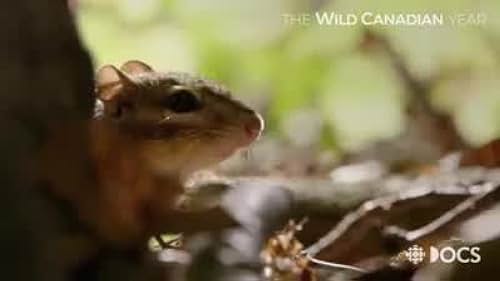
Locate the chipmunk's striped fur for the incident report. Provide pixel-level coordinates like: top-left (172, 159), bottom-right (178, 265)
top-left (39, 60), bottom-right (263, 247)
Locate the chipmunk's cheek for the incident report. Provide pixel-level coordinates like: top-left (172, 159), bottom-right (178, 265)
top-left (212, 143), bottom-right (239, 160)
top-left (209, 113), bottom-right (263, 160)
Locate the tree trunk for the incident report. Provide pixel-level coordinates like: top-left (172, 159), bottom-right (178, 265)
top-left (0, 1), bottom-right (93, 280)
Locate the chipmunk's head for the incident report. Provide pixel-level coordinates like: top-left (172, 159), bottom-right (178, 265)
top-left (95, 60), bottom-right (263, 175)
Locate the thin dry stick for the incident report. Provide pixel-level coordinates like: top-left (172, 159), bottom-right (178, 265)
top-left (304, 182), bottom-right (493, 257)
top-left (306, 254), bottom-right (367, 273)
top-left (384, 183), bottom-right (497, 242)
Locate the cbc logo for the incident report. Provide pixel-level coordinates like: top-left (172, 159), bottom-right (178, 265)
top-left (429, 246), bottom-right (481, 264)
top-left (404, 244), bottom-right (481, 265)
top-left (405, 245), bottom-right (426, 265)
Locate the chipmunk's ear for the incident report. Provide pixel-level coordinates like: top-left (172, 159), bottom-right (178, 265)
top-left (95, 65), bottom-right (134, 101)
top-left (120, 60), bottom-right (154, 75)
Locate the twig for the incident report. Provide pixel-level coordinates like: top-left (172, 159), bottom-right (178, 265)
top-left (304, 182), bottom-right (497, 258)
top-left (384, 183), bottom-right (497, 242)
top-left (306, 253), bottom-right (367, 273)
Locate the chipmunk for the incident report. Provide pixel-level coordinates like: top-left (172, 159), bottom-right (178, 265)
top-left (39, 60), bottom-right (263, 247)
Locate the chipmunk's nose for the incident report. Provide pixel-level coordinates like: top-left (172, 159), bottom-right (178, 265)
top-left (243, 112), bottom-right (264, 141)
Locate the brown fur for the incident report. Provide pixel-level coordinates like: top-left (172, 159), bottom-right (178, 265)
top-left (38, 60), bottom-right (263, 247)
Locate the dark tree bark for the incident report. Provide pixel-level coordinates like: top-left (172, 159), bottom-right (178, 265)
top-left (0, 1), bottom-right (94, 280)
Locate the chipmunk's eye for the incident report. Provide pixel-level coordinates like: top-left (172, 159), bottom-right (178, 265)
top-left (162, 87), bottom-right (201, 113)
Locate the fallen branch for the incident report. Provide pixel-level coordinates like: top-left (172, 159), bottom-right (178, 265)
top-left (303, 176), bottom-right (500, 264)
top-left (383, 182), bottom-right (496, 242)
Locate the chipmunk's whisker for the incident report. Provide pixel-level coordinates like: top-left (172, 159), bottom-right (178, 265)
top-left (241, 146), bottom-right (256, 160)
top-left (243, 149), bottom-right (250, 160)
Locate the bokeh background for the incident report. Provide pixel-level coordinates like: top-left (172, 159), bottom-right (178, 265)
top-left (76, 0), bottom-right (500, 174)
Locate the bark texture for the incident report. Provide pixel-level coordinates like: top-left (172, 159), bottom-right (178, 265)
top-left (0, 1), bottom-right (93, 280)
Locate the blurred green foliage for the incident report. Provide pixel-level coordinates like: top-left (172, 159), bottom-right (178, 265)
top-left (77, 0), bottom-right (500, 152)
